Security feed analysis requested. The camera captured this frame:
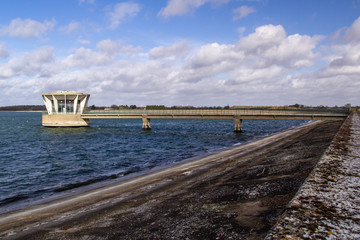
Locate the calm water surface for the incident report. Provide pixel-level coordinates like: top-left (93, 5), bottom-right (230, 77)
top-left (0, 112), bottom-right (308, 213)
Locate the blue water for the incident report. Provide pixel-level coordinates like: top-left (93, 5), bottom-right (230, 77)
top-left (0, 112), bottom-right (308, 213)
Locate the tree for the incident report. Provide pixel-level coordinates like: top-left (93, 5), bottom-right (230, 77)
top-left (146, 105), bottom-right (166, 110)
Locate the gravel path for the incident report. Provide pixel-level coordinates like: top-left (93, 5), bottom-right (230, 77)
top-left (266, 112), bottom-right (360, 239)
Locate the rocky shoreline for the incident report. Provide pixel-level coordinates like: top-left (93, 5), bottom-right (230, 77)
top-left (1, 120), bottom-right (343, 239)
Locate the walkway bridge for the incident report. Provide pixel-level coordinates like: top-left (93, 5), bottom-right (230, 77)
top-left (40, 92), bottom-right (349, 130)
top-left (81, 109), bottom-right (349, 132)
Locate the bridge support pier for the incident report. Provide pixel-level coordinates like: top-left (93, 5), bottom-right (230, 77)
top-left (142, 115), bottom-right (151, 130)
top-left (234, 118), bottom-right (242, 132)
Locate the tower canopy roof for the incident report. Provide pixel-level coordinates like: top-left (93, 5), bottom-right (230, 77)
top-left (44, 90), bottom-right (88, 95)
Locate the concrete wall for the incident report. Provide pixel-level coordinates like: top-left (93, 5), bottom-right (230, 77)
top-left (42, 114), bottom-right (90, 127)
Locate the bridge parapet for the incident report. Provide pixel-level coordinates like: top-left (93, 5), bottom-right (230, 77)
top-left (83, 109), bottom-right (348, 120)
top-left (80, 109), bottom-right (349, 132)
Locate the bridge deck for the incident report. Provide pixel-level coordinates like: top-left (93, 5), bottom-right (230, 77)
top-left (81, 109), bottom-right (348, 121)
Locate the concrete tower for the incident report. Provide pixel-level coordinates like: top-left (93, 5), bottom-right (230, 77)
top-left (42, 91), bottom-right (90, 127)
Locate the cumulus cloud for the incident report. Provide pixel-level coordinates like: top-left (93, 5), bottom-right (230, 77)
top-left (59, 21), bottom-right (80, 34)
top-left (236, 24), bottom-right (321, 68)
top-left (344, 16), bottom-right (360, 42)
top-left (329, 44), bottom-right (360, 69)
top-left (0, 42), bottom-right (10, 59)
top-left (237, 24), bottom-right (287, 52)
top-left (233, 6), bottom-right (255, 20)
top-left (3, 18), bottom-right (360, 106)
top-left (62, 47), bottom-right (113, 68)
top-left (274, 19), bottom-right (360, 105)
top-left (189, 42), bottom-right (242, 69)
top-left (0, 46), bottom-right (55, 79)
top-left (158, 0), bottom-right (228, 18)
top-left (149, 41), bottom-right (191, 59)
top-left (61, 40), bottom-right (141, 69)
top-left (107, 2), bottom-right (141, 29)
top-left (78, 37), bottom-right (91, 45)
top-left (319, 16), bottom-right (360, 82)
top-left (97, 39), bottom-right (142, 56)
top-left (158, 0), bottom-right (206, 18)
top-left (0, 18), bottom-right (55, 38)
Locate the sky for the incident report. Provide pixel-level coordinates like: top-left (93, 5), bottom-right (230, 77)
top-left (0, 0), bottom-right (360, 107)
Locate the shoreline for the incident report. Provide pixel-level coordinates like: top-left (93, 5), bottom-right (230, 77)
top-left (0, 120), bottom-right (342, 239)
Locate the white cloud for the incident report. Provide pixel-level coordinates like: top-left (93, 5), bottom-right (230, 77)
top-left (62, 47), bottom-right (113, 68)
top-left (0, 18), bottom-right (55, 38)
top-left (344, 16), bottom-right (360, 42)
top-left (3, 18), bottom-right (360, 107)
top-left (59, 21), bottom-right (80, 34)
top-left (233, 6), bottom-right (255, 20)
top-left (158, 0), bottom-right (228, 18)
top-left (0, 42), bottom-right (10, 59)
top-left (149, 41), bottom-right (191, 59)
top-left (235, 24), bottom-right (322, 69)
top-left (237, 24), bottom-right (287, 52)
top-left (78, 37), bottom-right (91, 45)
top-left (0, 46), bottom-right (55, 79)
top-left (158, 0), bottom-right (207, 18)
top-left (329, 44), bottom-right (360, 69)
top-left (189, 42), bottom-right (242, 69)
top-left (61, 40), bottom-right (141, 69)
top-left (107, 2), bottom-right (141, 29)
top-left (97, 39), bottom-right (142, 56)
top-left (319, 16), bottom-right (360, 79)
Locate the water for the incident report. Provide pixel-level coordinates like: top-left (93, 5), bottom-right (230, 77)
top-left (0, 112), bottom-right (308, 213)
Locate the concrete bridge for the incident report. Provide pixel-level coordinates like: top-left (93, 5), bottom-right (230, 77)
top-left (40, 91), bottom-right (349, 131)
top-left (80, 109), bottom-right (349, 132)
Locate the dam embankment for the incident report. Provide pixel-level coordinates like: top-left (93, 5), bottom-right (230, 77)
top-left (0, 119), bottom-right (344, 239)
top-left (266, 111), bottom-right (360, 239)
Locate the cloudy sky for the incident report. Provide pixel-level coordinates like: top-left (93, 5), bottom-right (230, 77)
top-left (0, 0), bottom-right (359, 107)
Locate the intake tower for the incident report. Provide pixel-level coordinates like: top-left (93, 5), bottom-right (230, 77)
top-left (42, 91), bottom-right (90, 127)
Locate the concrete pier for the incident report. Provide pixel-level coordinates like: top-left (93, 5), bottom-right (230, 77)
top-left (142, 115), bottom-right (151, 130)
top-left (234, 117), bottom-right (242, 132)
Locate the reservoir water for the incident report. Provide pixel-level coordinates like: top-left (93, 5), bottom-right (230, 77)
top-left (0, 112), bottom-right (308, 214)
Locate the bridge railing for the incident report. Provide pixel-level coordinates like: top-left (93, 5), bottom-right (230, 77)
top-left (82, 109), bottom-right (349, 116)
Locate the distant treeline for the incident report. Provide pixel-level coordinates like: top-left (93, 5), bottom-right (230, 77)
top-left (106, 103), bottom-right (354, 111)
top-left (88, 105), bottom-right (106, 110)
top-left (0, 105), bottom-right (46, 111)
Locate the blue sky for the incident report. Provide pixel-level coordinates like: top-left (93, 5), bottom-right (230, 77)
top-left (0, 0), bottom-right (360, 107)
